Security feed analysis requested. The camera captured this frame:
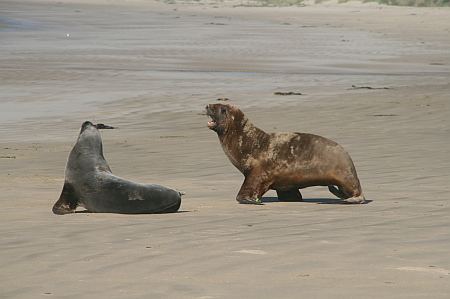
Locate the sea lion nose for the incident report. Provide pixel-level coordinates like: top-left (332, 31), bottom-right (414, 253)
top-left (96, 123), bottom-right (115, 130)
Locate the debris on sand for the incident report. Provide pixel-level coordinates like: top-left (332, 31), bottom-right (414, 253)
top-left (274, 91), bottom-right (303, 96)
top-left (349, 85), bottom-right (390, 90)
top-left (369, 114), bottom-right (398, 117)
top-left (216, 98), bottom-right (230, 101)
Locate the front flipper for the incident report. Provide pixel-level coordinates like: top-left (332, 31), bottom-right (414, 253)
top-left (52, 182), bottom-right (79, 215)
top-left (276, 189), bottom-right (303, 202)
top-left (236, 173), bottom-right (270, 205)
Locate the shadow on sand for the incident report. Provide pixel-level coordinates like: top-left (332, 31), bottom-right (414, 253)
top-left (261, 196), bottom-right (372, 205)
top-left (74, 210), bottom-right (192, 214)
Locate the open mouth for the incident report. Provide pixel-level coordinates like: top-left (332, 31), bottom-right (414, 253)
top-left (207, 117), bottom-right (217, 129)
top-left (205, 106), bottom-right (218, 129)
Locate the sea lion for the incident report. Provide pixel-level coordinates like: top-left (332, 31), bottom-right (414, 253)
top-left (52, 121), bottom-right (182, 215)
top-left (206, 103), bottom-right (365, 204)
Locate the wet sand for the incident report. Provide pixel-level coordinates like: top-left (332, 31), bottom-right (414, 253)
top-left (1, 1), bottom-right (449, 298)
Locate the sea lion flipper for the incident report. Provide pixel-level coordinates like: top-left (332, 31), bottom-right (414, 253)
top-left (328, 185), bottom-right (348, 199)
top-left (328, 185), bottom-right (365, 204)
top-left (52, 182), bottom-right (79, 215)
top-left (344, 195), bottom-right (366, 204)
top-left (236, 174), bottom-right (269, 205)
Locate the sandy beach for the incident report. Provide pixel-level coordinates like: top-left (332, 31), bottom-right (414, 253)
top-left (1, 0), bottom-right (449, 297)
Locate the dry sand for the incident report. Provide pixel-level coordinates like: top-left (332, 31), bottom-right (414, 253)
top-left (1, 0), bottom-right (449, 298)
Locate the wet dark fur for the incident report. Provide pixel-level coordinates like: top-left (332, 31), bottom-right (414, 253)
top-left (206, 104), bottom-right (365, 204)
top-left (52, 121), bottom-right (182, 214)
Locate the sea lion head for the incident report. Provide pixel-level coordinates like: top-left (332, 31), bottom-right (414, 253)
top-left (80, 121), bottom-right (96, 134)
top-left (205, 103), bottom-right (245, 135)
top-left (70, 121), bottom-right (115, 172)
top-left (80, 121), bottom-right (115, 134)
top-left (77, 121), bottom-right (115, 152)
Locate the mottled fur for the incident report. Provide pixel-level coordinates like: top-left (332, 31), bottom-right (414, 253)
top-left (206, 104), bottom-right (365, 204)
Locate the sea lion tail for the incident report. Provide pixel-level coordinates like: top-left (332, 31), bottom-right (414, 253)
top-left (178, 191), bottom-right (186, 196)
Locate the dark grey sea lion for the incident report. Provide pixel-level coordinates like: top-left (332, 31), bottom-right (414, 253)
top-left (206, 103), bottom-right (365, 205)
top-left (52, 121), bottom-right (182, 215)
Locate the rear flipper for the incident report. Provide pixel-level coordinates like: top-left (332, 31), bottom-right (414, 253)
top-left (157, 196), bottom-right (182, 213)
top-left (52, 182), bottom-right (79, 215)
top-left (276, 189), bottom-right (303, 201)
top-left (328, 185), bottom-right (365, 204)
top-left (328, 185), bottom-right (348, 199)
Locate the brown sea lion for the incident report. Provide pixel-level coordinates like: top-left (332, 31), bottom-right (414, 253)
top-left (206, 103), bottom-right (365, 204)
